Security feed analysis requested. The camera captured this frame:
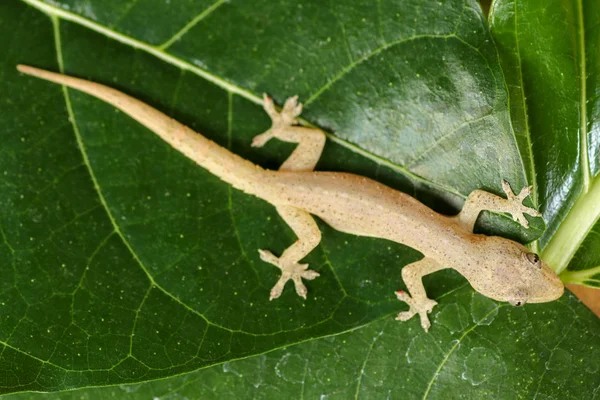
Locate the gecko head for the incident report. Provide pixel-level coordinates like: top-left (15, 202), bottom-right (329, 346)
top-left (480, 238), bottom-right (564, 306)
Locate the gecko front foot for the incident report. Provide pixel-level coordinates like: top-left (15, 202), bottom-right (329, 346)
top-left (251, 94), bottom-right (303, 148)
top-left (501, 180), bottom-right (541, 228)
top-left (395, 290), bottom-right (438, 332)
top-left (258, 249), bottom-right (320, 300)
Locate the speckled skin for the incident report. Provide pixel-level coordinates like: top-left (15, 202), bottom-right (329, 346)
top-left (17, 65), bottom-right (564, 332)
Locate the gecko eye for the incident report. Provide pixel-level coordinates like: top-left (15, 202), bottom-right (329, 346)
top-left (526, 252), bottom-right (541, 267)
top-left (509, 300), bottom-right (525, 307)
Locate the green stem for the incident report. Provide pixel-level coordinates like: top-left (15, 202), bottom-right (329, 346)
top-left (542, 175), bottom-right (600, 274)
top-left (560, 265), bottom-right (600, 285)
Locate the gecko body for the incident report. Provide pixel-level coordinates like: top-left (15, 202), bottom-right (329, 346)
top-left (17, 65), bottom-right (564, 331)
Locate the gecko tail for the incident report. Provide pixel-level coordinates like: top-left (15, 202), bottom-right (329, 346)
top-left (16, 64), bottom-right (263, 193)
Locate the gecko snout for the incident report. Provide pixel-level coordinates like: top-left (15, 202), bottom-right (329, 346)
top-left (526, 260), bottom-right (564, 303)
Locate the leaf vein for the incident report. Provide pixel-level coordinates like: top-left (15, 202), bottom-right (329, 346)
top-left (512, 0), bottom-right (539, 210)
top-left (353, 320), bottom-right (390, 399)
top-left (575, 0), bottom-right (590, 192)
top-left (421, 304), bottom-right (502, 399)
top-left (304, 33), bottom-right (457, 106)
top-left (158, 0), bottom-right (228, 50)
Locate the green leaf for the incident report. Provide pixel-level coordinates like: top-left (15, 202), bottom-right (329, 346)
top-left (6, 288), bottom-right (600, 399)
top-left (0, 0), bottom-right (599, 397)
top-left (489, 0), bottom-right (600, 275)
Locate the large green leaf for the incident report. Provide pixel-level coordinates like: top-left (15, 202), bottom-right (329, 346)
top-left (0, 0), bottom-right (599, 397)
top-left (6, 288), bottom-right (600, 399)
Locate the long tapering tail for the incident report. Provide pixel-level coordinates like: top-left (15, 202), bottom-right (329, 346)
top-left (16, 65), bottom-right (263, 193)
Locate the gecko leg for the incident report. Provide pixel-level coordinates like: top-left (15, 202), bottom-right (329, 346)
top-left (395, 258), bottom-right (446, 332)
top-left (456, 180), bottom-right (541, 232)
top-left (252, 96), bottom-right (325, 299)
top-left (259, 205), bottom-right (322, 300)
top-left (252, 94), bottom-right (326, 171)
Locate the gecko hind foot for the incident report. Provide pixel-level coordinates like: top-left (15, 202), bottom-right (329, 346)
top-left (395, 290), bottom-right (437, 332)
top-left (258, 249), bottom-right (319, 300)
top-left (252, 95), bottom-right (303, 148)
top-left (501, 180), bottom-right (541, 228)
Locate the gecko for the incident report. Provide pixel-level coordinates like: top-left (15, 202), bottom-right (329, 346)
top-left (16, 65), bottom-right (564, 332)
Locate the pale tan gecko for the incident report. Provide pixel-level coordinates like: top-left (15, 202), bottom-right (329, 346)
top-left (17, 65), bottom-right (564, 332)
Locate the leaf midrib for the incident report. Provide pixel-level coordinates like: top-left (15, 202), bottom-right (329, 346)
top-left (157, 0), bottom-right (227, 50)
top-left (575, 0), bottom-right (590, 192)
top-left (511, 0), bottom-right (538, 207)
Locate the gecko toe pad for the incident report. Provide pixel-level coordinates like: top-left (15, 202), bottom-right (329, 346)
top-left (395, 291), bottom-right (437, 332)
top-left (259, 249), bottom-right (319, 300)
top-left (501, 180), bottom-right (542, 228)
top-left (261, 95), bottom-right (303, 129)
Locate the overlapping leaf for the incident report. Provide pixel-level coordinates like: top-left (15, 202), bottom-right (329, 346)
top-left (489, 0), bottom-right (600, 276)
